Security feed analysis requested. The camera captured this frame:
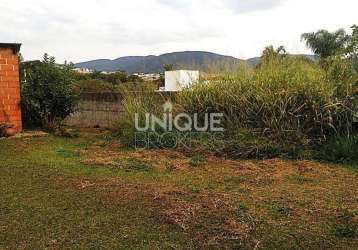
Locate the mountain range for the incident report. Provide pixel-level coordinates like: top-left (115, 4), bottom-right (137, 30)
top-left (75, 51), bottom-right (314, 73)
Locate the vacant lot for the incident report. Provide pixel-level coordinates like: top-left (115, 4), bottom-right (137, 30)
top-left (0, 131), bottom-right (357, 249)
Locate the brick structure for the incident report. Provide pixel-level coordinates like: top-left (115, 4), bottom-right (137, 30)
top-left (0, 43), bottom-right (22, 132)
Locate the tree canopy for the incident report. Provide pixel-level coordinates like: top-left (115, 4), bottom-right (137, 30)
top-left (301, 29), bottom-right (348, 58)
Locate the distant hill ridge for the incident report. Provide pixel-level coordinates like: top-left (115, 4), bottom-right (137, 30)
top-left (75, 51), bottom-right (315, 73)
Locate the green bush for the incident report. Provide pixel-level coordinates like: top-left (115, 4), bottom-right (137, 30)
top-left (73, 71), bottom-right (144, 85)
top-left (21, 54), bottom-right (77, 130)
top-left (73, 79), bottom-right (116, 93)
top-left (189, 155), bottom-right (207, 167)
top-left (316, 135), bottom-right (358, 164)
top-left (334, 224), bottom-right (357, 238)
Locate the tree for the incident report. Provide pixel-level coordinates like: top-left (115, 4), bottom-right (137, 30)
top-left (346, 25), bottom-right (358, 72)
top-left (127, 74), bottom-right (143, 83)
top-left (257, 45), bottom-right (287, 67)
top-left (90, 70), bottom-right (103, 79)
top-left (301, 29), bottom-right (348, 58)
top-left (104, 71), bottom-right (128, 85)
top-left (163, 64), bottom-right (174, 71)
top-left (21, 54), bottom-right (77, 130)
top-left (302, 25), bottom-right (358, 74)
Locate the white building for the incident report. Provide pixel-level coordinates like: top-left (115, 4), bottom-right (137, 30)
top-left (73, 68), bottom-right (93, 74)
top-left (161, 70), bottom-right (199, 92)
top-left (133, 73), bottom-right (161, 81)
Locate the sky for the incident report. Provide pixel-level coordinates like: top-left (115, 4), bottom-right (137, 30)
top-left (1, 0), bottom-right (357, 63)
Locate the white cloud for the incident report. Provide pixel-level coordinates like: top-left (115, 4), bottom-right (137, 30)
top-left (158, 0), bottom-right (284, 14)
top-left (0, 0), bottom-right (357, 62)
top-left (222, 0), bottom-right (284, 13)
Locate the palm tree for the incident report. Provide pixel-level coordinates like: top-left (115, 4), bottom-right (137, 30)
top-left (301, 29), bottom-right (348, 58)
top-left (257, 45), bottom-right (287, 67)
top-left (163, 64), bottom-right (174, 71)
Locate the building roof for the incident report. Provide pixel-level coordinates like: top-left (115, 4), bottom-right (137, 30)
top-left (0, 43), bottom-right (21, 54)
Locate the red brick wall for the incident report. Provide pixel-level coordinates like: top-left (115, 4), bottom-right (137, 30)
top-left (0, 48), bottom-right (22, 132)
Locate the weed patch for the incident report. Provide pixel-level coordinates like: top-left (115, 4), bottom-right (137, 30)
top-left (333, 224), bottom-right (357, 238)
top-left (189, 155), bottom-right (207, 167)
top-left (269, 202), bottom-right (293, 217)
top-left (114, 157), bottom-right (153, 172)
top-left (56, 148), bottom-right (80, 158)
top-left (316, 135), bottom-right (358, 164)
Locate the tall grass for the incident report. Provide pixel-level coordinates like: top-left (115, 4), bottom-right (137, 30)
top-left (113, 57), bottom-right (355, 158)
top-left (178, 57), bottom-right (353, 143)
top-left (315, 135), bottom-right (358, 164)
top-left (112, 83), bottom-right (168, 146)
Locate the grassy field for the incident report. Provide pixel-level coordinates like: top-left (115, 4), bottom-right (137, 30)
top-left (0, 131), bottom-right (357, 249)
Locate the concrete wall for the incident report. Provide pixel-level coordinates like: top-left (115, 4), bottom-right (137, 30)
top-left (65, 92), bottom-right (123, 128)
top-left (0, 48), bottom-right (22, 132)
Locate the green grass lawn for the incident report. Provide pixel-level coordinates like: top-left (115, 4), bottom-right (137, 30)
top-left (0, 133), bottom-right (357, 249)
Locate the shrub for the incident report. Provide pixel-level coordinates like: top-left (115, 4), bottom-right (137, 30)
top-left (21, 54), bottom-right (77, 130)
top-left (103, 71), bottom-right (128, 85)
top-left (316, 135), bottom-right (358, 164)
top-left (73, 79), bottom-right (116, 93)
top-left (73, 71), bottom-right (144, 85)
top-left (334, 224), bottom-right (357, 238)
top-left (189, 155), bottom-right (207, 167)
